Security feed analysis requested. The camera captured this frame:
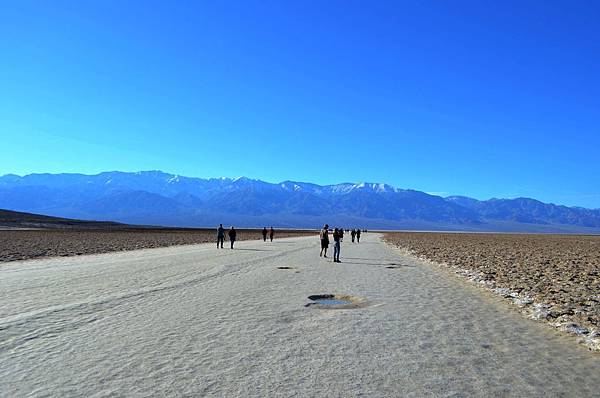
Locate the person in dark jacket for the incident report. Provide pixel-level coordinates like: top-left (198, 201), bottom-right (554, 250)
top-left (333, 228), bottom-right (341, 263)
top-left (217, 224), bottom-right (225, 249)
top-left (356, 228), bottom-right (361, 243)
top-left (319, 224), bottom-right (329, 258)
top-left (351, 229), bottom-right (356, 243)
top-left (269, 226), bottom-right (274, 242)
top-left (228, 226), bottom-right (237, 249)
top-left (262, 227), bottom-right (268, 242)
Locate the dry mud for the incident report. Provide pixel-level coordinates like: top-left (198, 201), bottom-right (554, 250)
top-left (0, 229), bottom-right (315, 263)
top-left (383, 232), bottom-right (600, 351)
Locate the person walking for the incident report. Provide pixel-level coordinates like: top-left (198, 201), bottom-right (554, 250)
top-left (217, 224), bottom-right (225, 249)
top-left (333, 228), bottom-right (341, 263)
top-left (228, 226), bottom-right (237, 249)
top-left (319, 224), bottom-right (329, 258)
top-left (356, 228), bottom-right (361, 243)
top-left (351, 229), bottom-right (356, 243)
top-left (262, 227), bottom-right (268, 242)
top-left (269, 226), bottom-right (274, 242)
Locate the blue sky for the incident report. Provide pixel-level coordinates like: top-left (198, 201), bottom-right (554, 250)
top-left (1, 1), bottom-right (599, 208)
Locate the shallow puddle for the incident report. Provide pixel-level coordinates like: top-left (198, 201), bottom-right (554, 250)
top-left (312, 298), bottom-right (352, 305)
top-left (305, 294), bottom-right (367, 309)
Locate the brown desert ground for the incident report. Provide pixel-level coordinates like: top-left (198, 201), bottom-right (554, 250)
top-left (383, 232), bottom-right (600, 349)
top-left (0, 228), bottom-right (316, 263)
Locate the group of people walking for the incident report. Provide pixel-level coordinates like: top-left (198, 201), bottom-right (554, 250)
top-left (319, 225), bottom-right (364, 262)
top-left (262, 227), bottom-right (275, 242)
top-left (350, 228), bottom-right (362, 243)
top-left (216, 224), bottom-right (237, 249)
top-left (216, 225), bottom-right (276, 249)
top-left (216, 223), bottom-right (363, 263)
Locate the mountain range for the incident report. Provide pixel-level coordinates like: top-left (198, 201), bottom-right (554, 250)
top-left (1, 171), bottom-right (599, 233)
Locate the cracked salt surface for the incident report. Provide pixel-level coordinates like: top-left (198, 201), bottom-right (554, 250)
top-left (395, 248), bottom-right (600, 353)
top-left (2, 234), bottom-right (600, 397)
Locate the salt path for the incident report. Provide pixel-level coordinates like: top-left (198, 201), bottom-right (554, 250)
top-left (2, 234), bottom-right (600, 397)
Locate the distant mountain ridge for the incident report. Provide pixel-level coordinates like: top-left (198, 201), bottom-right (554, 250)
top-left (1, 171), bottom-right (599, 232)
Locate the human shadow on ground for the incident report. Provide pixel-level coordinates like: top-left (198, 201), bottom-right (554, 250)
top-left (343, 257), bottom-right (393, 261)
top-left (234, 248), bottom-right (272, 252)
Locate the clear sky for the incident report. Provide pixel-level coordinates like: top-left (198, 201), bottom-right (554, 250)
top-left (1, 1), bottom-right (599, 208)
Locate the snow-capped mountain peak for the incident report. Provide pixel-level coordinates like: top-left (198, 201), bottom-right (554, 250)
top-left (1, 171), bottom-right (599, 231)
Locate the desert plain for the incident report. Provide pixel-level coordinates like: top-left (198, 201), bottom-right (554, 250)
top-left (2, 231), bottom-right (600, 396)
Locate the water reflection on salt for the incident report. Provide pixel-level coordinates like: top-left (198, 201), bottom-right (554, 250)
top-left (313, 298), bottom-right (351, 306)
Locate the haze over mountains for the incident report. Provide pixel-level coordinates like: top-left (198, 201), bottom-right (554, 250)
top-left (1, 171), bottom-right (599, 233)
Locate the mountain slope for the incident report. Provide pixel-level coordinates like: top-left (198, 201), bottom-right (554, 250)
top-left (445, 196), bottom-right (600, 228)
top-left (1, 171), bottom-right (599, 232)
top-left (0, 209), bottom-right (130, 229)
